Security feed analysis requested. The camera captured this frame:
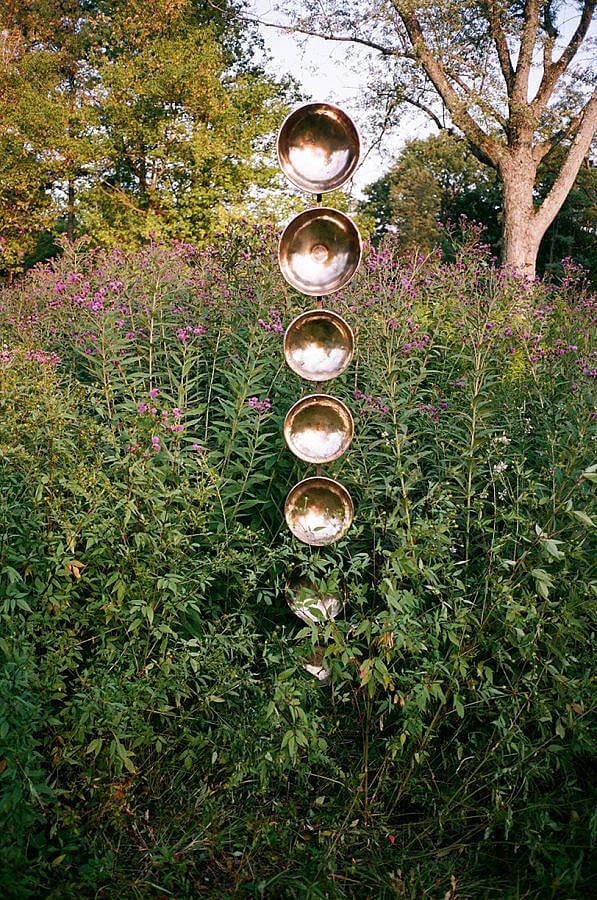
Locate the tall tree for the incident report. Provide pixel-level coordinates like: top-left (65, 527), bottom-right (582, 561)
top-left (0, 0), bottom-right (288, 272)
top-left (81, 3), bottom-right (286, 245)
top-left (0, 4), bottom-right (98, 272)
top-left (0, 27), bottom-right (53, 276)
top-left (251, 1), bottom-right (596, 278)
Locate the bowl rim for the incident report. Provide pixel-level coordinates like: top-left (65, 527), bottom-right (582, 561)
top-left (276, 101), bottom-right (362, 194)
top-left (278, 206), bottom-right (363, 297)
top-left (283, 393), bottom-right (354, 463)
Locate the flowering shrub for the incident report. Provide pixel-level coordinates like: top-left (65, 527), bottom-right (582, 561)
top-left (0, 227), bottom-right (595, 897)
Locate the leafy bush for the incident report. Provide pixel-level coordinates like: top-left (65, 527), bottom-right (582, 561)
top-left (0, 228), bottom-right (595, 897)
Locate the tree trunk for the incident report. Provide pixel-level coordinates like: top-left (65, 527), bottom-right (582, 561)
top-left (500, 153), bottom-right (540, 279)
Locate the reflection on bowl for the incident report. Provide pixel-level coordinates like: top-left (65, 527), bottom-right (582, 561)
top-left (303, 647), bottom-right (331, 684)
top-left (284, 394), bottom-right (354, 464)
top-left (278, 208), bottom-right (361, 297)
top-left (285, 476), bottom-right (354, 546)
top-left (284, 309), bottom-right (354, 382)
top-left (277, 102), bottom-right (360, 193)
top-left (286, 568), bottom-right (344, 624)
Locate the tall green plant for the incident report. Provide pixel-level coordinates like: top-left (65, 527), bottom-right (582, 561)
top-left (0, 231), bottom-right (594, 896)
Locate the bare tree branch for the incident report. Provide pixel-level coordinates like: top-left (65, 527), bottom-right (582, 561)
top-left (533, 0), bottom-right (596, 111)
top-left (486, 0), bottom-right (514, 86)
top-left (445, 67), bottom-right (508, 129)
top-left (357, 93), bottom-right (403, 167)
top-left (533, 109), bottom-right (585, 163)
top-left (535, 90), bottom-right (597, 232)
top-left (403, 96), bottom-right (445, 131)
top-left (393, 3), bottom-right (505, 166)
top-left (402, 96), bottom-right (498, 167)
top-left (541, 0), bottom-right (558, 73)
top-left (206, 1), bottom-right (407, 57)
top-left (512, 0), bottom-right (540, 107)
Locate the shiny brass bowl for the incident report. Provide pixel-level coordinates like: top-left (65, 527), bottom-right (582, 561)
top-left (284, 394), bottom-right (354, 464)
top-left (284, 309), bottom-right (354, 382)
top-left (278, 208), bottom-right (361, 297)
top-left (285, 476), bottom-right (354, 546)
top-left (303, 647), bottom-right (331, 684)
top-left (286, 568), bottom-right (344, 624)
top-left (277, 102), bottom-right (361, 193)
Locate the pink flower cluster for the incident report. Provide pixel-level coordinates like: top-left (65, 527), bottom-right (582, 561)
top-left (1, 344), bottom-right (16, 365)
top-left (417, 401), bottom-right (448, 422)
top-left (576, 352), bottom-right (597, 379)
top-left (77, 331), bottom-right (99, 356)
top-left (176, 324), bottom-right (206, 342)
top-left (1, 345), bottom-right (60, 367)
top-left (24, 349), bottom-right (61, 366)
top-left (258, 308), bottom-right (283, 333)
top-left (248, 396), bottom-right (271, 416)
top-left (163, 407), bottom-right (184, 433)
top-left (552, 340), bottom-right (577, 355)
top-left (400, 331), bottom-right (431, 355)
top-left (137, 393), bottom-right (186, 433)
top-left (354, 390), bottom-right (389, 415)
top-left (387, 317), bottom-right (431, 356)
top-left (138, 402), bottom-right (158, 415)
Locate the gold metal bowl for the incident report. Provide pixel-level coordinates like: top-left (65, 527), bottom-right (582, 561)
top-left (285, 476), bottom-right (354, 546)
top-left (286, 568), bottom-right (344, 624)
top-left (277, 102), bottom-right (361, 194)
top-left (284, 309), bottom-right (354, 382)
top-left (284, 394), bottom-right (354, 464)
top-left (278, 208), bottom-right (362, 297)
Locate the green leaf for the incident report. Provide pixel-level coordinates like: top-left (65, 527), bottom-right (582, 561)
top-left (571, 509), bottom-right (594, 527)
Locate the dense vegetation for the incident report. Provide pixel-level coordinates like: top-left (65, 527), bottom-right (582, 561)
top-left (1, 226), bottom-right (595, 897)
top-left (0, 0), bottom-right (289, 275)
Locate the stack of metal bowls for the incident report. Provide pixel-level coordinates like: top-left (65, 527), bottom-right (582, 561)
top-left (277, 102), bottom-right (362, 681)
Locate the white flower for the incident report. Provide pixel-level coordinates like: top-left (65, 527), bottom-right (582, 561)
top-left (493, 461), bottom-right (508, 475)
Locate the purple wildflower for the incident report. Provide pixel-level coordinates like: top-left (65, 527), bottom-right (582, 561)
top-left (248, 396), bottom-right (271, 416)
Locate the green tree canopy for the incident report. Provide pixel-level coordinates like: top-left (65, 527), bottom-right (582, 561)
top-left (361, 132), bottom-right (501, 251)
top-left (0, 0), bottom-right (290, 273)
